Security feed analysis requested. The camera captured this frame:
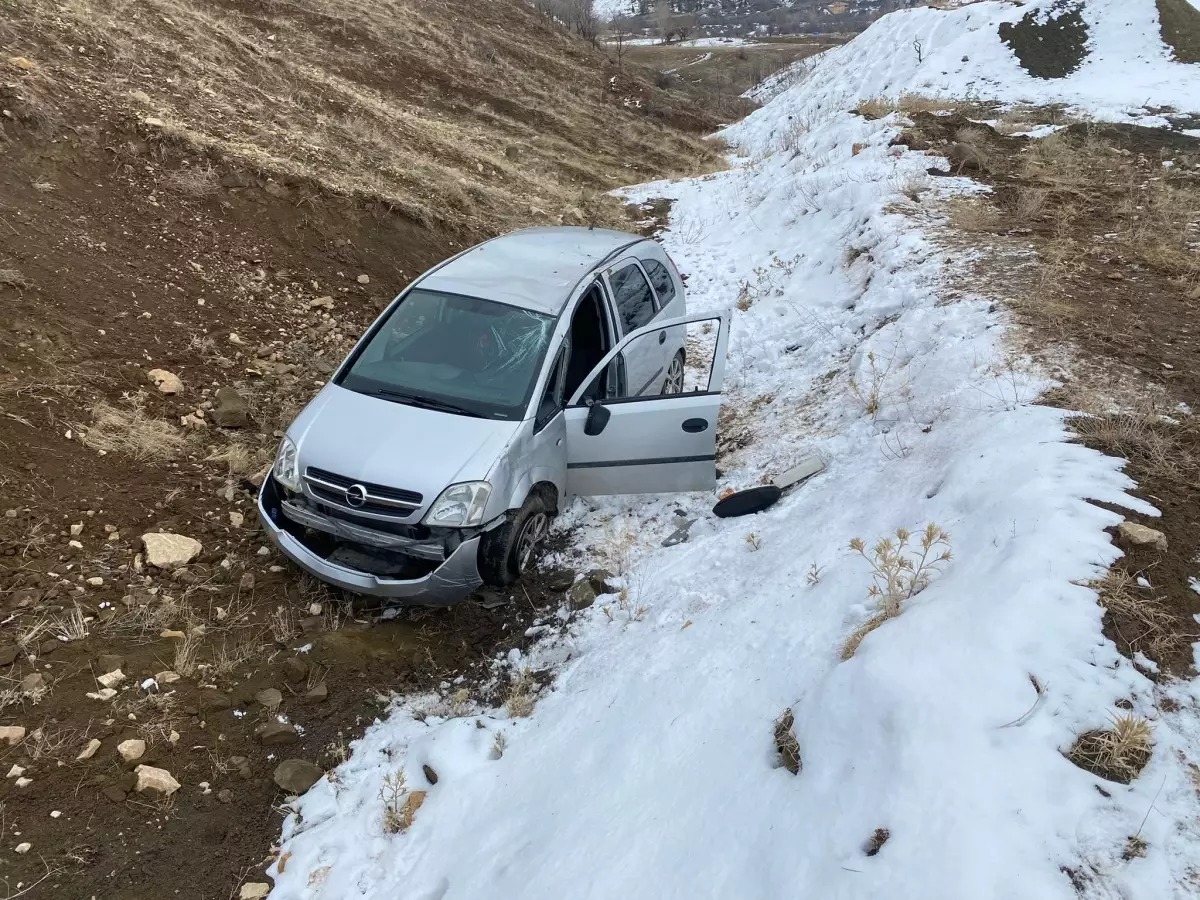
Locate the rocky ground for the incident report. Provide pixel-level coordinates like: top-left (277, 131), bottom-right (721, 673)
top-left (0, 95), bottom-right (626, 898)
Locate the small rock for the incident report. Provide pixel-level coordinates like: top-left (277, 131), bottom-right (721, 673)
top-left (257, 722), bottom-right (299, 746)
top-left (356, 274), bottom-right (370, 284)
top-left (273, 758), bottom-right (324, 794)
top-left (256, 687), bottom-right (283, 710)
top-left (218, 788), bottom-right (234, 803)
top-left (0, 645), bottom-right (18, 666)
top-left (15, 777), bottom-right (32, 788)
top-left (211, 387), bottom-right (250, 428)
top-left (423, 763), bottom-right (439, 785)
top-left (147, 368), bottom-right (183, 394)
top-left (97, 669), bottom-right (125, 689)
top-left (117, 738), bottom-right (146, 763)
top-left (87, 688), bottom-right (118, 701)
top-left (199, 689), bottom-right (232, 711)
top-left (568, 580), bottom-right (596, 611)
top-left (155, 671), bottom-right (181, 684)
top-left (239, 572), bottom-right (256, 590)
top-left (102, 785), bottom-right (127, 802)
top-left (8, 57), bottom-right (35, 71)
top-left (7, 764), bottom-right (25, 778)
top-left (21, 672), bottom-right (46, 694)
top-left (70, 523), bottom-right (84, 536)
top-left (0, 726), bottom-right (26, 746)
top-left (86, 575), bottom-right (104, 586)
top-left (281, 657), bottom-right (307, 684)
top-left (240, 883), bottom-right (271, 900)
top-left (160, 629), bottom-right (187, 639)
top-left (544, 568), bottom-right (575, 592)
top-left (50, 810), bottom-right (61, 818)
top-left (77, 738), bottom-right (102, 760)
top-left (13, 842), bottom-right (31, 855)
top-left (304, 682), bottom-right (328, 703)
top-left (97, 653), bottom-right (124, 672)
top-left (586, 568), bottom-right (616, 594)
top-left (39, 639), bottom-right (59, 655)
top-left (142, 532), bottom-right (202, 569)
top-left (229, 511), bottom-right (245, 528)
top-left (134, 764), bottom-right (181, 795)
top-left (1116, 522), bottom-right (1168, 553)
top-left (309, 296), bottom-right (334, 309)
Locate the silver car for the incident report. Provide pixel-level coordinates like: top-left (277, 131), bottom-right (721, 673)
top-left (257, 226), bottom-right (731, 604)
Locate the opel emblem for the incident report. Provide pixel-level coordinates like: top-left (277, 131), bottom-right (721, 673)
top-left (344, 484), bottom-right (368, 508)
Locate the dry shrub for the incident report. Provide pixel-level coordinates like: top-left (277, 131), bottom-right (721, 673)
top-left (213, 633), bottom-right (265, 678)
top-left (1066, 712), bottom-right (1153, 783)
top-left (841, 524), bottom-right (951, 660)
top-left (503, 669), bottom-right (537, 719)
top-left (81, 395), bottom-right (190, 461)
top-left (172, 630), bottom-right (203, 677)
top-left (947, 198), bottom-right (1003, 233)
top-left (773, 708), bottom-right (802, 774)
top-left (1066, 405), bottom-right (1177, 474)
top-left (0, 267), bottom-right (30, 288)
top-left (855, 97), bottom-right (894, 120)
top-left (897, 93), bottom-right (951, 116)
top-left (1002, 185), bottom-right (1049, 222)
top-left (206, 442), bottom-right (262, 476)
top-left (864, 827), bottom-right (890, 856)
top-left (161, 164), bottom-right (219, 197)
top-left (900, 172), bottom-right (931, 202)
top-left (380, 770), bottom-right (424, 833)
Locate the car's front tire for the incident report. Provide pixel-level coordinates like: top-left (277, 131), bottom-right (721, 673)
top-left (478, 492), bottom-right (553, 587)
top-left (662, 350), bottom-right (685, 394)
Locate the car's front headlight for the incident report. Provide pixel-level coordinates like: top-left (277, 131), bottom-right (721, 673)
top-left (273, 436), bottom-right (300, 491)
top-left (424, 481), bottom-right (492, 528)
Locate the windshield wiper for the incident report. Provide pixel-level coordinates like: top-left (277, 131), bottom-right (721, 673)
top-left (373, 388), bottom-right (484, 418)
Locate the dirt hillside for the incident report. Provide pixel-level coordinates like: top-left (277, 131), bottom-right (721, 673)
top-left (0, 1), bottom-right (722, 896)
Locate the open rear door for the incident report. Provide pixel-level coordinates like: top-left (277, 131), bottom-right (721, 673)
top-left (564, 311), bottom-right (731, 497)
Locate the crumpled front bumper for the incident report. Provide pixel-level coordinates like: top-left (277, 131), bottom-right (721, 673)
top-left (257, 478), bottom-right (482, 605)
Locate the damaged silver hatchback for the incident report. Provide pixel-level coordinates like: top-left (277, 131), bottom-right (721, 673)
top-left (258, 226), bottom-right (731, 604)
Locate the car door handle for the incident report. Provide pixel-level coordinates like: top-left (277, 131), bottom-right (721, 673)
top-left (658, 331), bottom-right (666, 344)
top-left (682, 418), bottom-right (708, 433)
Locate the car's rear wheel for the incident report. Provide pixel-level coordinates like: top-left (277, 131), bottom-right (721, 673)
top-left (663, 350), bottom-right (685, 394)
top-left (478, 492), bottom-right (553, 587)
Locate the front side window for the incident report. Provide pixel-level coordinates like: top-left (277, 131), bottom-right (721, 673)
top-left (609, 264), bottom-right (657, 334)
top-left (642, 259), bottom-right (676, 305)
top-left (337, 289), bottom-right (555, 420)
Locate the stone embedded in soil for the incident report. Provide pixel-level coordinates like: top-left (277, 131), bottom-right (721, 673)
top-left (70, 522), bottom-right (84, 536)
top-left (117, 738), bottom-right (146, 762)
top-left (568, 580), bottom-right (596, 611)
top-left (142, 532), bottom-right (202, 569)
top-left (356, 273), bottom-right (370, 284)
top-left (97, 653), bottom-right (124, 672)
top-left (239, 572), bottom-right (256, 590)
top-left (273, 758), bottom-right (324, 794)
top-left (87, 688), bottom-right (118, 701)
top-left (0, 726), bottom-right (26, 746)
top-left (304, 682), bottom-right (328, 703)
top-left (229, 511), bottom-right (245, 528)
top-left (0, 645), bottom-right (19, 666)
top-left (423, 764), bottom-right (439, 785)
top-left (257, 722), bottom-right (299, 746)
top-left (77, 738), bottom-right (102, 760)
top-left (147, 368), bottom-right (183, 394)
top-left (21, 672), bottom-right (46, 694)
top-left (135, 764), bottom-right (181, 796)
top-left (281, 657), bottom-right (307, 684)
top-left (39, 639), bottom-right (59, 655)
top-left (544, 568), bottom-right (576, 592)
top-left (218, 788), bottom-right (234, 803)
top-left (240, 884), bottom-right (271, 900)
top-left (199, 689), bottom-right (232, 711)
top-left (255, 688), bottom-right (283, 710)
top-left (13, 842), bottom-right (30, 854)
top-left (1116, 522), bottom-right (1168, 552)
top-left (7, 764), bottom-right (25, 778)
top-left (211, 386), bottom-right (250, 428)
top-left (102, 785), bottom-right (128, 803)
top-left (97, 668), bottom-right (125, 689)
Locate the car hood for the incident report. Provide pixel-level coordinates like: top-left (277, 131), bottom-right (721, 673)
top-left (289, 384), bottom-right (522, 515)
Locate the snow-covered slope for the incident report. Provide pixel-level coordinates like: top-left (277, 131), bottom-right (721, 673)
top-left (762, 0), bottom-right (1200, 121)
top-left (267, 4), bottom-right (1200, 899)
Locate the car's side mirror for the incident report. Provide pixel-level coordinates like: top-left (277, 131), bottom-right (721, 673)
top-left (584, 400), bottom-right (611, 436)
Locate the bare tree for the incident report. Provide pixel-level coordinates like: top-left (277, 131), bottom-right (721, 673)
top-left (674, 13), bottom-right (695, 42)
top-left (567, 0), bottom-right (599, 44)
top-left (610, 15), bottom-right (633, 70)
top-left (655, 0), bottom-right (674, 43)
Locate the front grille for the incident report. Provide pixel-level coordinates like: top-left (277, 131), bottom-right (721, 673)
top-left (303, 466), bottom-right (423, 518)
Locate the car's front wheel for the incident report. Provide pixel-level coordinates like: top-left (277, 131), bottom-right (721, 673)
top-left (478, 492), bottom-right (553, 587)
top-left (663, 350), bottom-right (685, 394)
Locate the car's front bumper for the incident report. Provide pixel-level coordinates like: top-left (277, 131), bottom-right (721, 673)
top-left (257, 478), bottom-right (482, 605)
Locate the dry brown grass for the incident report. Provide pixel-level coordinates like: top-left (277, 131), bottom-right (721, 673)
top-left (773, 708), bottom-right (802, 774)
top-left (947, 198), bottom-right (1004, 233)
top-left (4, 0), bottom-right (722, 236)
top-left (0, 267), bottom-right (30, 288)
top-left (503, 669), bottom-right (537, 718)
top-left (1067, 712), bottom-right (1153, 783)
top-left (80, 394), bottom-right (191, 461)
top-left (855, 97), bottom-right (894, 120)
top-left (160, 163), bottom-right (218, 197)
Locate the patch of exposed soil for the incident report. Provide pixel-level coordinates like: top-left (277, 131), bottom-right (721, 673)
top-left (922, 117), bottom-right (1200, 677)
top-left (998, 1), bottom-right (1089, 79)
top-left (1157, 0), bottom-right (1200, 64)
top-left (0, 107), bottom-right (583, 898)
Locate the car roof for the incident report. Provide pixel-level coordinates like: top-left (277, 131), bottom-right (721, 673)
top-left (417, 226), bottom-right (645, 315)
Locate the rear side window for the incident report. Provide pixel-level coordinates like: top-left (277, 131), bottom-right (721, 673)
top-left (642, 259), bottom-right (676, 305)
top-left (609, 264), bottom-right (657, 333)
